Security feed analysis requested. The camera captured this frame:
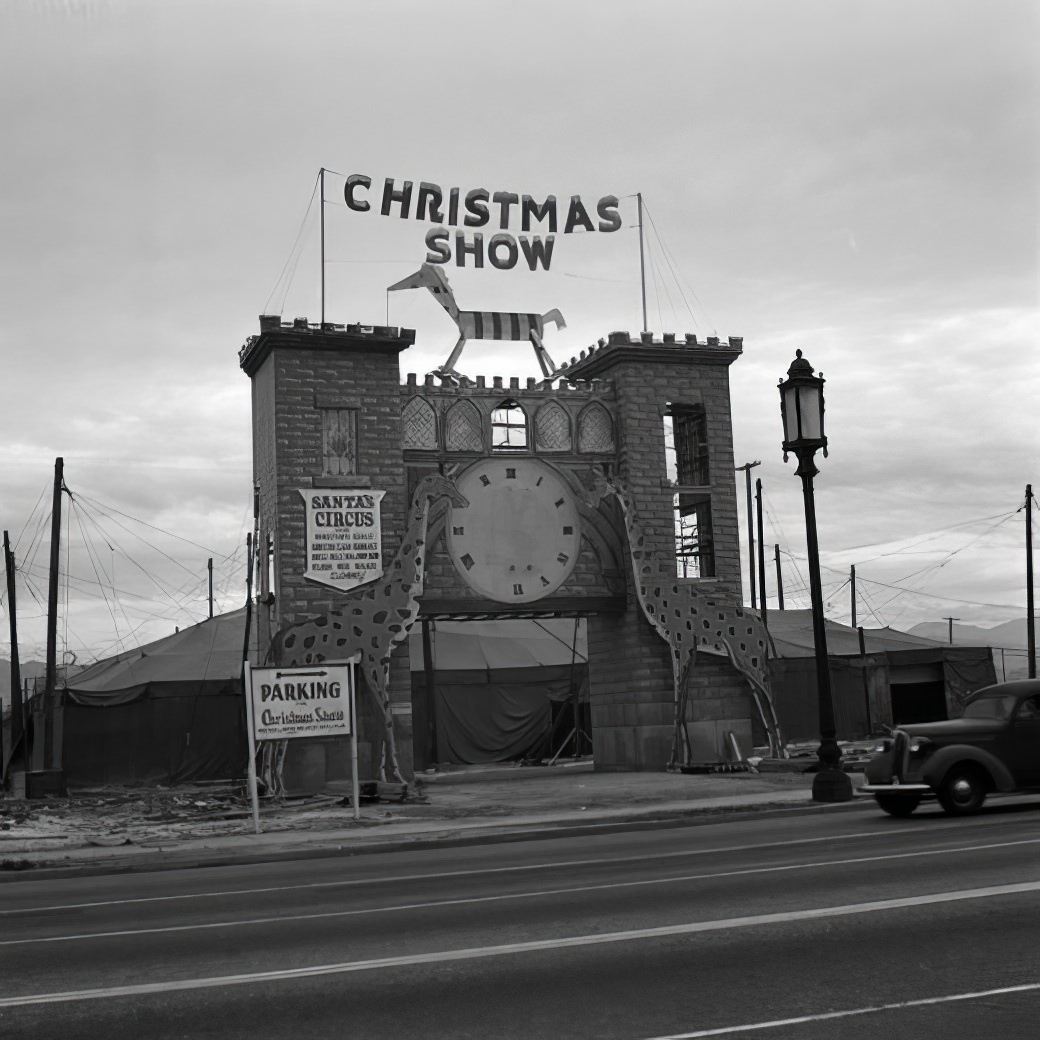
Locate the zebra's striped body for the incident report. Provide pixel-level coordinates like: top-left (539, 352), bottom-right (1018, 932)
top-left (459, 310), bottom-right (545, 342)
top-left (388, 264), bottom-right (565, 377)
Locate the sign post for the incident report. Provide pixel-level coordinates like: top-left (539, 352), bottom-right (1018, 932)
top-left (349, 704), bottom-right (361, 823)
top-left (242, 662), bottom-right (263, 835)
top-left (242, 656), bottom-right (361, 832)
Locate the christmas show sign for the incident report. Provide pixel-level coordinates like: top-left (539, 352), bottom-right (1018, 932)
top-left (339, 172), bottom-right (621, 272)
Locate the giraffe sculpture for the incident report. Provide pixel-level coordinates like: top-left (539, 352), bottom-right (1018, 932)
top-left (387, 263), bottom-right (566, 378)
top-left (597, 475), bottom-right (785, 767)
top-left (269, 472), bottom-right (468, 784)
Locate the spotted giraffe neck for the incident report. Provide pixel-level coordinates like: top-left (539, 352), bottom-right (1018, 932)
top-left (383, 493), bottom-right (435, 600)
top-left (611, 487), bottom-right (668, 605)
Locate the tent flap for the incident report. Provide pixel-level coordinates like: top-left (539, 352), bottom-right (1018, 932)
top-left (60, 610), bottom-right (250, 786)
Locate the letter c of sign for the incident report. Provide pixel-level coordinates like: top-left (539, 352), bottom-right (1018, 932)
top-left (345, 174), bottom-right (371, 212)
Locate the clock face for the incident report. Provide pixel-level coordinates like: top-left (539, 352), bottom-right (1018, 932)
top-left (447, 459), bottom-right (582, 603)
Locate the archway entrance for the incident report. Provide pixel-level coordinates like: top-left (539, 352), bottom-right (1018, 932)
top-left (408, 617), bottom-right (589, 768)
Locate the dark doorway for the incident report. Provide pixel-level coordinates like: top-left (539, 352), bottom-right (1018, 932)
top-left (891, 680), bottom-right (948, 725)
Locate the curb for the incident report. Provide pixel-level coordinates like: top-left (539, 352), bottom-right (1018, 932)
top-left (0, 795), bottom-right (874, 883)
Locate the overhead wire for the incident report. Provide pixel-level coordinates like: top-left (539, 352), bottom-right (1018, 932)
top-left (72, 491), bottom-right (229, 557)
top-left (8, 481), bottom-right (251, 663)
top-left (880, 510), bottom-right (1020, 609)
top-left (641, 200), bottom-right (715, 332)
top-left (69, 497), bottom-right (129, 655)
top-left (20, 504), bottom-right (52, 576)
top-left (855, 582), bottom-right (890, 628)
top-left (855, 574), bottom-right (1024, 613)
top-left (14, 481), bottom-right (49, 548)
top-left (65, 492), bottom-right (219, 629)
top-left (264, 170), bottom-right (321, 317)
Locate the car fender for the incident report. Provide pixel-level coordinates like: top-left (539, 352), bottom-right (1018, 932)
top-left (922, 745), bottom-right (1016, 792)
top-left (864, 750), bottom-right (895, 785)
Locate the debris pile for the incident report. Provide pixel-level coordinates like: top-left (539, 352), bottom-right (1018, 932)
top-left (1, 782), bottom-right (422, 859)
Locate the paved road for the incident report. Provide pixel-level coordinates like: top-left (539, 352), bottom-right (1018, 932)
top-left (3, 800), bottom-right (1040, 1038)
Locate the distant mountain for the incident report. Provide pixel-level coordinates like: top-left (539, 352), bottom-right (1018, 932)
top-left (908, 619), bottom-right (1029, 649)
top-left (908, 619), bottom-right (1034, 682)
top-left (0, 659), bottom-right (48, 707)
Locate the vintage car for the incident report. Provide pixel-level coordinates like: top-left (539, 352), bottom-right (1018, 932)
top-left (860, 679), bottom-right (1040, 816)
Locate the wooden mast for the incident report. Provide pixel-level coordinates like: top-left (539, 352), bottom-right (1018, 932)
top-left (1027, 484), bottom-right (1035, 679)
top-left (320, 167), bottom-right (326, 326)
top-left (3, 530), bottom-right (23, 774)
top-left (637, 192), bottom-right (647, 333)
top-left (33, 456), bottom-right (65, 786)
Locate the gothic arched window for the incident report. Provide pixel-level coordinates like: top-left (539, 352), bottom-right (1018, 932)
top-left (577, 402), bottom-right (615, 453)
top-left (445, 400), bottom-right (483, 452)
top-left (402, 396), bottom-right (438, 449)
top-left (534, 400), bottom-right (571, 451)
top-left (490, 399), bottom-right (527, 452)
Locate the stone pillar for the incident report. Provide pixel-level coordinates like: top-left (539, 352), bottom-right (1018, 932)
top-left (562, 333), bottom-right (753, 767)
top-left (240, 317), bottom-right (416, 787)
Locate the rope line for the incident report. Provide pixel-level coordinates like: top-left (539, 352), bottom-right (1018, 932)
top-left (264, 171), bottom-right (320, 317)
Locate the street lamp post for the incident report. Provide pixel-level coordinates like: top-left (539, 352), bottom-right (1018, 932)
top-left (779, 350), bottom-right (852, 802)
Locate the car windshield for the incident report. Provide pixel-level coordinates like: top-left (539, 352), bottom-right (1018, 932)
top-left (963, 694), bottom-right (1016, 720)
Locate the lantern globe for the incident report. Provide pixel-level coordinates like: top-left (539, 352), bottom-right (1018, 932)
top-left (779, 349), bottom-right (827, 458)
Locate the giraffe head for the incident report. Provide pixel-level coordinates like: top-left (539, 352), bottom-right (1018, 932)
top-left (581, 468), bottom-right (618, 511)
top-left (590, 470), bottom-right (632, 521)
top-left (412, 470), bottom-right (468, 511)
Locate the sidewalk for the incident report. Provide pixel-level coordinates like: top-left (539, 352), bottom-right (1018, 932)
top-left (0, 760), bottom-right (871, 880)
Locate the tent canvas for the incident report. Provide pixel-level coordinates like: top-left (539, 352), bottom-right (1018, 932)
top-left (60, 608), bottom-right (253, 786)
top-left (409, 619), bottom-right (588, 766)
top-left (764, 609), bottom-right (997, 741)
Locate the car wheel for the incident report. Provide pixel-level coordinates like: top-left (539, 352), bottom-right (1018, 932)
top-left (937, 766), bottom-right (987, 815)
top-left (875, 793), bottom-right (921, 817)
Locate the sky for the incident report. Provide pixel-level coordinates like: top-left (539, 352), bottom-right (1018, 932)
top-left (1, 0), bottom-right (1037, 670)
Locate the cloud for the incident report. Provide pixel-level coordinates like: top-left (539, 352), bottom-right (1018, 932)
top-left (1, 0), bottom-right (1036, 661)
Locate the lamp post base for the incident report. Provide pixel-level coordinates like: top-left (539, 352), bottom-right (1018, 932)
top-left (812, 768), bottom-right (854, 802)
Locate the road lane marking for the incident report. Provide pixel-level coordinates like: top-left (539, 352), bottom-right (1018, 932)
top-left (5, 830), bottom-right (898, 913)
top-left (645, 982), bottom-right (1040, 1037)
top-left (2, 880), bottom-right (1039, 1008)
top-left (5, 837), bottom-right (1040, 946)
top-left (3, 824), bottom-right (1033, 916)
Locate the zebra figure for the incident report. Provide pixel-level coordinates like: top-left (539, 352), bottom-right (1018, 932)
top-left (387, 263), bottom-right (566, 378)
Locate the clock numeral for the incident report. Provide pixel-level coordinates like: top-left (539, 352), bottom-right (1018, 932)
top-left (452, 526), bottom-right (465, 536)
top-left (536, 476), bottom-right (544, 486)
top-left (562, 526), bottom-right (574, 535)
top-left (479, 474), bottom-right (491, 487)
top-left (557, 553), bottom-right (569, 565)
top-left (512, 583), bottom-right (524, 596)
top-left (540, 576), bottom-right (551, 587)
top-left (460, 554), bottom-right (475, 571)
top-left (554, 498), bottom-right (565, 508)
top-left (505, 468), bottom-right (516, 479)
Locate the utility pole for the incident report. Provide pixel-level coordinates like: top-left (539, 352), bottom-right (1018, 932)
top-left (774, 544), bottom-right (784, 610)
top-left (1026, 484), bottom-right (1035, 679)
top-left (850, 565), bottom-right (857, 629)
top-left (942, 617), bottom-right (959, 645)
top-left (735, 461), bottom-right (761, 607)
top-left (36, 457), bottom-right (66, 788)
top-left (3, 530), bottom-right (23, 775)
top-left (755, 478), bottom-right (767, 627)
top-left (208, 557), bottom-right (214, 619)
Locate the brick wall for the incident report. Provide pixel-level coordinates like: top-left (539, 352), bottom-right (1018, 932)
top-left (241, 323), bottom-right (758, 776)
top-left (242, 322), bottom-right (414, 784)
top-left (565, 334), bottom-right (754, 766)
